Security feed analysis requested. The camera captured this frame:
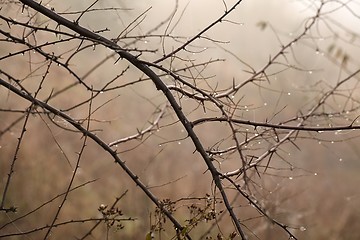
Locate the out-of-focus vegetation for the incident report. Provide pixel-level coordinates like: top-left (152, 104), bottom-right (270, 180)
top-left (1, 0), bottom-right (360, 239)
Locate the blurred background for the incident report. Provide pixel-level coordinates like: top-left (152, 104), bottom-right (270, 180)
top-left (1, 0), bottom-right (360, 239)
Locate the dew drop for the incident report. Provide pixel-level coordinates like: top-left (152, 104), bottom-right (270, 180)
top-left (263, 102), bottom-right (268, 106)
top-left (178, 141), bottom-right (181, 145)
top-left (339, 158), bottom-right (343, 162)
top-left (308, 71), bottom-right (313, 74)
top-left (287, 92), bottom-right (291, 96)
top-left (158, 144), bottom-right (162, 147)
top-left (300, 226), bottom-right (306, 232)
top-left (314, 172), bottom-right (317, 176)
top-left (288, 176), bottom-right (293, 180)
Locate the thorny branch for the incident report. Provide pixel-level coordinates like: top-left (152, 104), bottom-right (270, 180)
top-left (16, 0), bottom-right (248, 238)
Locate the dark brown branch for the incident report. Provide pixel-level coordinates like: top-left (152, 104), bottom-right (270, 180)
top-left (192, 116), bottom-right (360, 132)
top-left (17, 0), bottom-right (247, 238)
top-left (0, 76), bottom-right (191, 239)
